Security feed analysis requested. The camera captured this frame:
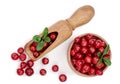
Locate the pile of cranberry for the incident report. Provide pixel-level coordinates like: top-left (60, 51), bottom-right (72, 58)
top-left (30, 32), bottom-right (58, 58)
top-left (70, 34), bottom-right (111, 76)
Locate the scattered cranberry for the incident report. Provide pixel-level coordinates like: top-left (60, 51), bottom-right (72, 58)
top-left (19, 53), bottom-right (26, 61)
top-left (17, 47), bottom-right (24, 54)
top-left (27, 59), bottom-right (34, 67)
top-left (25, 68), bottom-right (34, 76)
top-left (52, 65), bottom-right (59, 72)
top-left (42, 57), bottom-right (49, 65)
top-left (17, 68), bottom-right (24, 76)
top-left (40, 69), bottom-right (46, 76)
top-left (20, 62), bottom-right (27, 69)
top-left (59, 74), bottom-right (67, 82)
top-left (11, 53), bottom-right (19, 60)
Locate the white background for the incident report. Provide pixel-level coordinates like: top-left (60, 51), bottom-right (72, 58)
top-left (0, 0), bottom-right (120, 84)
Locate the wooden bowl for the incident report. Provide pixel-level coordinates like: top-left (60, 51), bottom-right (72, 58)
top-left (67, 33), bottom-right (111, 77)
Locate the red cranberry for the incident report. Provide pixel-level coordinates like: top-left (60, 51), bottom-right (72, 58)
top-left (42, 57), bottom-right (49, 65)
top-left (31, 42), bottom-right (37, 47)
top-left (94, 40), bottom-right (102, 48)
top-left (101, 41), bottom-right (106, 48)
top-left (17, 68), bottom-right (24, 75)
top-left (81, 64), bottom-right (90, 73)
top-left (92, 56), bottom-right (99, 64)
top-left (52, 65), bottom-right (59, 72)
top-left (88, 68), bottom-right (95, 75)
top-left (96, 63), bottom-right (105, 69)
top-left (70, 49), bottom-right (75, 57)
top-left (75, 66), bottom-right (82, 71)
top-left (96, 69), bottom-right (103, 75)
top-left (74, 37), bottom-right (80, 43)
top-left (20, 62), bottom-right (27, 69)
top-left (40, 69), bottom-right (46, 76)
top-left (89, 46), bottom-right (96, 54)
top-left (104, 54), bottom-right (110, 59)
top-left (30, 45), bottom-right (36, 52)
top-left (49, 32), bottom-right (57, 41)
top-left (25, 68), bottom-right (34, 76)
top-left (74, 53), bottom-right (83, 59)
top-left (59, 74), bottom-right (67, 82)
top-left (11, 53), bottom-right (19, 60)
top-left (107, 50), bottom-right (111, 55)
top-left (81, 38), bottom-right (88, 47)
top-left (17, 47), bottom-right (24, 54)
top-left (81, 47), bottom-right (88, 54)
top-left (44, 43), bottom-right (49, 49)
top-left (73, 44), bottom-right (81, 53)
top-left (19, 53), bottom-right (26, 61)
top-left (75, 60), bottom-right (83, 67)
top-left (33, 51), bottom-right (40, 58)
top-left (86, 34), bottom-right (93, 40)
top-left (71, 59), bottom-right (76, 65)
top-left (99, 47), bottom-right (104, 53)
top-left (27, 59), bottom-right (34, 67)
top-left (84, 55), bottom-right (92, 64)
top-left (89, 38), bottom-right (96, 45)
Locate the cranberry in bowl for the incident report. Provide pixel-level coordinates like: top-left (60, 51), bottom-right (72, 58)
top-left (67, 33), bottom-right (111, 77)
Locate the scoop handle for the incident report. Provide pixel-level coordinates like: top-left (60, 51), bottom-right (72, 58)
top-left (66, 5), bottom-right (95, 30)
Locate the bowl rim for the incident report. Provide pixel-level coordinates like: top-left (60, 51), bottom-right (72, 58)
top-left (67, 33), bottom-right (112, 77)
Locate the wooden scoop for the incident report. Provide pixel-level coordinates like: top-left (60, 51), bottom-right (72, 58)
top-left (25, 5), bottom-right (95, 61)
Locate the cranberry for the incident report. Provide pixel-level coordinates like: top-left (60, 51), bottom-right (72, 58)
top-left (107, 50), bottom-right (111, 55)
top-left (104, 54), bottom-right (110, 59)
top-left (44, 43), bottom-right (49, 49)
top-left (89, 38), bottom-right (96, 45)
top-left (74, 53), bottom-right (83, 59)
top-left (25, 68), bottom-right (34, 76)
top-left (86, 34), bottom-right (93, 40)
top-left (17, 68), bottom-right (24, 75)
top-left (96, 69), bottom-right (103, 75)
top-left (73, 44), bottom-right (81, 53)
top-left (11, 53), bottom-right (19, 60)
top-left (71, 59), bottom-right (76, 65)
top-left (89, 46), bottom-right (96, 54)
top-left (17, 47), bottom-right (24, 54)
top-left (70, 49), bottom-right (75, 57)
top-left (20, 62), bottom-right (27, 69)
top-left (94, 40), bottom-right (102, 48)
top-left (99, 47), bottom-right (104, 53)
top-left (92, 56), bottom-right (99, 64)
top-left (42, 57), bottom-right (49, 65)
top-left (96, 63), bottom-right (105, 69)
top-left (81, 64), bottom-right (90, 73)
top-left (40, 69), bottom-right (46, 76)
top-left (84, 55), bottom-right (92, 64)
top-left (33, 51), bottom-right (40, 58)
top-left (75, 60), bottom-right (83, 67)
top-left (74, 37), bottom-right (80, 43)
top-left (59, 74), bottom-right (67, 82)
top-left (75, 66), bottom-right (82, 71)
top-left (49, 32), bottom-right (57, 41)
top-left (31, 42), bottom-right (37, 47)
top-left (27, 59), bottom-right (34, 67)
top-left (81, 47), bottom-right (88, 54)
top-left (52, 65), bottom-right (59, 72)
top-left (30, 45), bottom-right (36, 52)
top-left (19, 53), bottom-right (26, 61)
top-left (88, 68), bottom-right (95, 75)
top-left (101, 41), bottom-right (106, 48)
top-left (81, 38), bottom-right (88, 47)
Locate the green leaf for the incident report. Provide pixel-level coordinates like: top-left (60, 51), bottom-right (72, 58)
top-left (43, 27), bottom-right (48, 39)
top-left (103, 58), bottom-right (111, 66)
top-left (44, 36), bottom-right (51, 42)
top-left (97, 52), bottom-right (101, 57)
top-left (36, 41), bottom-right (45, 51)
top-left (97, 59), bottom-right (102, 65)
top-left (103, 45), bottom-right (110, 56)
top-left (33, 35), bottom-right (41, 42)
